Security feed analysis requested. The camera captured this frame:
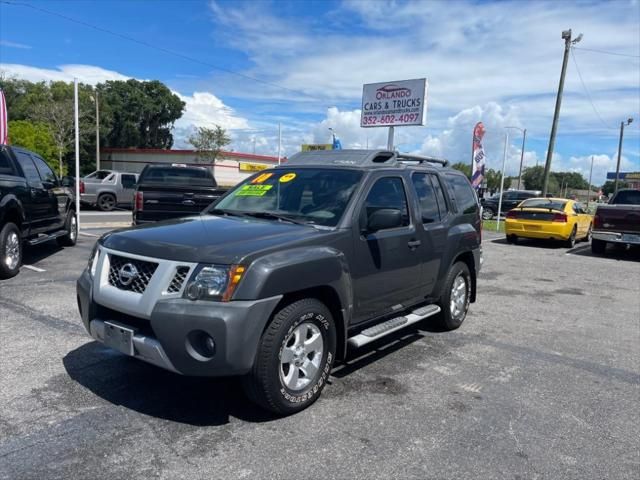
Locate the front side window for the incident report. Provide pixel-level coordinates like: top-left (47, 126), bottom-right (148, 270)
top-left (363, 177), bottom-right (410, 228)
top-left (31, 155), bottom-right (57, 184)
top-left (14, 151), bottom-right (42, 186)
top-left (412, 173), bottom-right (440, 223)
top-left (0, 148), bottom-right (14, 174)
top-left (212, 168), bottom-right (363, 227)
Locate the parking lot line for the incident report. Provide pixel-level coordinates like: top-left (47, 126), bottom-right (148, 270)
top-left (22, 265), bottom-right (46, 273)
top-left (79, 232), bottom-right (99, 238)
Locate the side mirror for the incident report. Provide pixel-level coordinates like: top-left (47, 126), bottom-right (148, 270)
top-left (367, 208), bottom-right (403, 232)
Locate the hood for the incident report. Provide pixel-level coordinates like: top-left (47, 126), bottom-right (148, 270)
top-left (100, 215), bottom-right (327, 264)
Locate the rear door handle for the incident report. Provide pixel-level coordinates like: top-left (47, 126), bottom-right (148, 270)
top-left (407, 239), bottom-right (421, 249)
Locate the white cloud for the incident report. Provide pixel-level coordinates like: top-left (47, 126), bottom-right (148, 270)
top-left (0, 63), bottom-right (129, 84)
top-left (0, 40), bottom-right (31, 49)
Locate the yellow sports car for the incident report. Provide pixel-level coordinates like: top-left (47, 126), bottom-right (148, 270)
top-left (504, 198), bottom-right (593, 247)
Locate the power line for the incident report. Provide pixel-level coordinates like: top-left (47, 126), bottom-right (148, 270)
top-left (570, 48), bottom-right (615, 131)
top-left (572, 46), bottom-right (640, 59)
top-left (1, 0), bottom-right (322, 101)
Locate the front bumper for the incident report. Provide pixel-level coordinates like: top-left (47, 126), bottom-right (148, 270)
top-left (77, 269), bottom-right (282, 376)
top-left (592, 230), bottom-right (640, 245)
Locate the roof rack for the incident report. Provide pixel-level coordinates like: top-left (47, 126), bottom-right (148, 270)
top-left (395, 153), bottom-right (449, 167)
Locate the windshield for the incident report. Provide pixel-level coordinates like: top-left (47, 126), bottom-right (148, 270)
top-left (519, 198), bottom-right (567, 210)
top-left (211, 168), bottom-right (363, 227)
top-left (139, 166), bottom-right (215, 186)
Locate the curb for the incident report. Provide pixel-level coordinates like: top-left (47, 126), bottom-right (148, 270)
top-left (80, 222), bottom-right (132, 229)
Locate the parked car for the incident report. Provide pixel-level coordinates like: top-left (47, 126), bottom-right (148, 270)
top-left (481, 189), bottom-right (541, 220)
top-left (77, 149), bottom-right (482, 414)
top-left (0, 145), bottom-right (77, 279)
top-left (132, 164), bottom-right (228, 225)
top-left (81, 170), bottom-right (139, 211)
top-left (504, 197), bottom-right (592, 247)
top-left (591, 188), bottom-right (640, 254)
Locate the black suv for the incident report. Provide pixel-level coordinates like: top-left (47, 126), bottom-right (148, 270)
top-left (1, 145), bottom-right (77, 279)
top-left (76, 150), bottom-right (482, 414)
top-left (481, 189), bottom-right (541, 219)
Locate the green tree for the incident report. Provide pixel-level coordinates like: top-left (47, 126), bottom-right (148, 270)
top-left (188, 125), bottom-right (231, 163)
top-left (7, 120), bottom-right (59, 172)
top-left (601, 180), bottom-right (627, 196)
top-left (522, 166), bottom-right (559, 193)
top-left (451, 162), bottom-right (471, 177)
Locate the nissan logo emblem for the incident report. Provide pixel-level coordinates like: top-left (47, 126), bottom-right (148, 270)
top-left (118, 263), bottom-right (139, 286)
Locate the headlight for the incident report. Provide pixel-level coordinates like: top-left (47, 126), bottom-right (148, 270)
top-left (88, 244), bottom-right (100, 277)
top-left (184, 264), bottom-right (245, 302)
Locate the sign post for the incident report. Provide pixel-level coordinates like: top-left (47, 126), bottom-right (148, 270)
top-left (361, 78), bottom-right (427, 151)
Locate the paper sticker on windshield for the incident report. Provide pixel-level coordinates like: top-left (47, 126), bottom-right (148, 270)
top-left (279, 173), bottom-right (296, 183)
top-left (251, 173), bottom-right (273, 184)
top-left (235, 184), bottom-right (273, 197)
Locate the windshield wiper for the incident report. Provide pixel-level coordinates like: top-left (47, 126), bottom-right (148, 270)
top-left (242, 211), bottom-right (311, 226)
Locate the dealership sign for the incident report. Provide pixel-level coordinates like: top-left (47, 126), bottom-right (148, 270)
top-left (361, 78), bottom-right (427, 128)
top-left (606, 171), bottom-right (640, 180)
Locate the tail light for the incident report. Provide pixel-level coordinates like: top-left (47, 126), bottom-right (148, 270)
top-left (79, 180), bottom-right (85, 194)
top-left (593, 213), bottom-right (601, 228)
top-left (134, 191), bottom-right (143, 211)
top-left (552, 213), bottom-right (567, 222)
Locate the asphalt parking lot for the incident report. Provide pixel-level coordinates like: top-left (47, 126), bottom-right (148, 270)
top-left (1, 230), bottom-right (638, 480)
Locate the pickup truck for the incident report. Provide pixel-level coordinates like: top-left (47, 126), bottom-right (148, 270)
top-left (76, 149), bottom-right (482, 414)
top-left (592, 188), bottom-right (640, 254)
top-left (0, 145), bottom-right (77, 279)
top-left (81, 170), bottom-right (139, 211)
top-left (133, 164), bottom-right (228, 225)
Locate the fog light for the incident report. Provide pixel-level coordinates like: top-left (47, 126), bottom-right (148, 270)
top-left (185, 281), bottom-right (202, 300)
top-left (186, 330), bottom-right (216, 361)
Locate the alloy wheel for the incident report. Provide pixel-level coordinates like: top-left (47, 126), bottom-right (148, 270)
top-left (279, 322), bottom-right (324, 391)
top-left (449, 274), bottom-right (468, 320)
top-left (5, 232), bottom-right (20, 270)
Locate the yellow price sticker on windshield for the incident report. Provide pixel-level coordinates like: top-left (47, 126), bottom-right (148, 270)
top-left (279, 173), bottom-right (296, 183)
top-left (251, 173), bottom-right (273, 184)
top-left (235, 184), bottom-right (273, 196)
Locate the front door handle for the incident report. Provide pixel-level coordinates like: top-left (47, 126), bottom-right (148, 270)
top-left (407, 239), bottom-right (421, 249)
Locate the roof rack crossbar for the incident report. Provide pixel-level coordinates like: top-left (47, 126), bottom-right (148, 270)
top-left (395, 153), bottom-right (449, 167)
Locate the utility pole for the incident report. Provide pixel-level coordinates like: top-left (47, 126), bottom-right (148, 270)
top-left (542, 29), bottom-right (582, 196)
top-left (387, 126), bottom-right (394, 150)
top-left (95, 91), bottom-right (100, 171)
top-left (614, 118), bottom-right (633, 194)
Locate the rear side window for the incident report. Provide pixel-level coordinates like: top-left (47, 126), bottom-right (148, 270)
top-left (364, 177), bottom-right (410, 227)
top-left (446, 174), bottom-right (478, 214)
top-left (31, 155), bottom-right (57, 184)
top-left (412, 173), bottom-right (440, 223)
top-left (140, 167), bottom-right (215, 186)
top-left (0, 149), bottom-right (15, 174)
top-left (121, 174), bottom-right (137, 188)
top-left (14, 151), bottom-right (42, 186)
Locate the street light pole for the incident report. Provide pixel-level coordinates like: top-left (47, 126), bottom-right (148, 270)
top-left (496, 131), bottom-right (509, 232)
top-left (542, 29), bottom-right (582, 196)
top-left (614, 118), bottom-right (633, 194)
top-left (95, 91), bottom-right (100, 171)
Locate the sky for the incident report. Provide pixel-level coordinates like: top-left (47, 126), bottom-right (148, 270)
top-left (1, 0), bottom-right (639, 185)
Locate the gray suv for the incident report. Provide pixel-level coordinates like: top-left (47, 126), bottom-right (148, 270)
top-left (76, 150), bottom-right (482, 414)
top-left (81, 170), bottom-right (138, 211)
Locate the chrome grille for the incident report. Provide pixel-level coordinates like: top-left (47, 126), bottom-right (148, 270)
top-left (167, 266), bottom-right (190, 293)
top-left (108, 254), bottom-right (158, 294)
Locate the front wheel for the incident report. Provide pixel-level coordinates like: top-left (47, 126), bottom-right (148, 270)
top-left (436, 261), bottom-right (471, 331)
top-left (0, 222), bottom-right (22, 279)
top-left (243, 298), bottom-right (336, 415)
top-left (481, 208), bottom-right (495, 220)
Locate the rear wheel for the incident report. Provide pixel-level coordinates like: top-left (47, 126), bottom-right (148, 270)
top-left (564, 226), bottom-right (577, 248)
top-left (584, 223), bottom-right (592, 242)
top-left (243, 298), bottom-right (336, 415)
top-left (436, 262), bottom-right (471, 330)
top-left (97, 193), bottom-right (116, 212)
top-left (482, 208), bottom-right (495, 220)
top-left (57, 210), bottom-right (78, 247)
top-left (591, 238), bottom-right (606, 254)
top-left (0, 223), bottom-right (22, 279)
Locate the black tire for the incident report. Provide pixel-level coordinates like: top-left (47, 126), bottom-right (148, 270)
top-left (436, 261), bottom-right (471, 331)
top-left (584, 223), bottom-right (592, 242)
top-left (243, 298), bottom-right (337, 415)
top-left (564, 226), bottom-right (577, 248)
top-left (57, 210), bottom-right (78, 247)
top-left (482, 208), bottom-right (495, 220)
top-left (97, 193), bottom-right (116, 212)
top-left (0, 222), bottom-right (22, 279)
top-left (506, 234), bottom-right (518, 244)
top-left (591, 238), bottom-right (606, 254)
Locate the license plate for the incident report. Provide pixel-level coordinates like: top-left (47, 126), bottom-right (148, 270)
top-left (524, 224), bottom-right (541, 231)
top-left (621, 233), bottom-right (640, 244)
top-left (103, 321), bottom-right (135, 356)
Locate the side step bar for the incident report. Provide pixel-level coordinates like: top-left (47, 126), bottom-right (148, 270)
top-left (26, 230), bottom-right (66, 246)
top-left (347, 304), bottom-right (441, 349)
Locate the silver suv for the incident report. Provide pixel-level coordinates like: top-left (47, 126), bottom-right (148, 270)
top-left (81, 170), bottom-right (139, 211)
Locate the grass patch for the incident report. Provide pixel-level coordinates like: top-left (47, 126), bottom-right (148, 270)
top-left (483, 219), bottom-right (506, 233)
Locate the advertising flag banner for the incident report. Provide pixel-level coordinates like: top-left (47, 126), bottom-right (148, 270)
top-left (0, 89), bottom-right (7, 145)
top-left (471, 122), bottom-right (486, 189)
